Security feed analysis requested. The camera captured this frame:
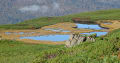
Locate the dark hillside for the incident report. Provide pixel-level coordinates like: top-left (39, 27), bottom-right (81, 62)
top-left (1, 0), bottom-right (120, 24)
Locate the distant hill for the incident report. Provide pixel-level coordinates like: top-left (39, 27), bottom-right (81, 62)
top-left (0, 9), bottom-right (120, 30)
top-left (0, 0), bottom-right (120, 24)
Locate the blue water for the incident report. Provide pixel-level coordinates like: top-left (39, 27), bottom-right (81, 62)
top-left (18, 32), bottom-right (24, 34)
top-left (44, 28), bottom-right (70, 32)
top-left (5, 32), bottom-right (12, 35)
top-left (20, 35), bottom-right (70, 42)
top-left (5, 32), bottom-right (35, 35)
top-left (20, 32), bottom-right (108, 42)
top-left (80, 32), bottom-right (108, 36)
top-left (76, 23), bottom-right (104, 30)
top-left (5, 32), bottom-right (25, 35)
top-left (18, 23), bottom-right (108, 42)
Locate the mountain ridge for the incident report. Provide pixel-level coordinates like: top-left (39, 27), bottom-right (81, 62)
top-left (0, 0), bottom-right (120, 24)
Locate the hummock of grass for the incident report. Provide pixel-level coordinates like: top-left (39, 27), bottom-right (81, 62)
top-left (0, 9), bottom-right (120, 29)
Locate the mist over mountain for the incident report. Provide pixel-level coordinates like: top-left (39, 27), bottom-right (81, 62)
top-left (0, 0), bottom-right (120, 24)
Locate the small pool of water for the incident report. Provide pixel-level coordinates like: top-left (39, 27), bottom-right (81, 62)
top-left (18, 32), bottom-right (24, 35)
top-left (5, 32), bottom-right (12, 35)
top-left (76, 23), bottom-right (105, 30)
top-left (20, 32), bottom-right (108, 42)
top-left (20, 35), bottom-right (70, 42)
top-left (5, 32), bottom-right (35, 35)
top-left (44, 28), bottom-right (70, 32)
top-left (80, 32), bottom-right (108, 36)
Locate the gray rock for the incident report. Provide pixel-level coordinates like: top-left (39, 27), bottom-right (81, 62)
top-left (86, 37), bottom-right (95, 42)
top-left (65, 40), bottom-right (71, 47)
top-left (65, 33), bottom-right (95, 47)
top-left (77, 37), bottom-right (86, 44)
top-left (70, 39), bottom-right (78, 47)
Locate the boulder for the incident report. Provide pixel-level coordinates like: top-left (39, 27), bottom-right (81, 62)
top-left (65, 33), bottom-right (96, 47)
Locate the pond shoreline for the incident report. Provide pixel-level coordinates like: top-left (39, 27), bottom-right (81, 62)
top-left (1, 20), bottom-right (120, 44)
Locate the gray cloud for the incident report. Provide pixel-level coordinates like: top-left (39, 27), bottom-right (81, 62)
top-left (19, 5), bottom-right (40, 12)
top-left (19, 5), bottom-right (49, 13)
top-left (19, 1), bottom-right (60, 13)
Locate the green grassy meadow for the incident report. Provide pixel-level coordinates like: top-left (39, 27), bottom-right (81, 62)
top-left (0, 40), bottom-right (63, 63)
top-left (1, 9), bottom-right (120, 63)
